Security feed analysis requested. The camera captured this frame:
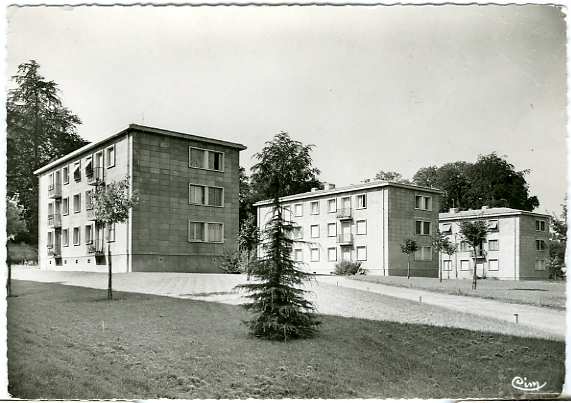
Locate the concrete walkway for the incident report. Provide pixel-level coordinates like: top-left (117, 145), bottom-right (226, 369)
top-left (11, 266), bottom-right (565, 340)
top-left (318, 275), bottom-right (566, 339)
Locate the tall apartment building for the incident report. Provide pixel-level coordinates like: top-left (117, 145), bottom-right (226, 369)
top-left (439, 207), bottom-right (551, 280)
top-left (34, 124), bottom-right (246, 273)
top-left (255, 181), bottom-right (442, 276)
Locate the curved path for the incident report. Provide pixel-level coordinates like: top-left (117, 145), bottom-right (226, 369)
top-left (11, 266), bottom-right (565, 340)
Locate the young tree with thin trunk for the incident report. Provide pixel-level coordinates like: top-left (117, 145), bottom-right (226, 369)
top-left (458, 218), bottom-right (490, 290)
top-left (432, 229), bottom-right (455, 282)
top-left (400, 236), bottom-right (418, 279)
top-left (442, 241), bottom-right (458, 280)
top-left (6, 197), bottom-right (27, 297)
top-left (90, 176), bottom-right (139, 300)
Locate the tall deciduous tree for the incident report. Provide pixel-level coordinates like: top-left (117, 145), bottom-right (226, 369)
top-left (458, 218), bottom-right (490, 290)
top-left (374, 171), bottom-right (412, 184)
top-left (236, 132), bottom-right (320, 340)
top-left (91, 176), bottom-right (139, 300)
top-left (400, 236), bottom-right (418, 279)
top-left (6, 196), bottom-right (28, 297)
top-left (7, 60), bottom-right (88, 243)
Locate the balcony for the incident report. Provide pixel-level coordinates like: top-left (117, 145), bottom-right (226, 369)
top-left (336, 208), bottom-right (352, 220)
top-left (87, 239), bottom-right (105, 256)
top-left (47, 242), bottom-right (61, 258)
top-left (337, 233), bottom-right (353, 245)
top-left (48, 183), bottom-right (62, 199)
top-left (86, 167), bottom-right (104, 186)
top-left (48, 214), bottom-right (62, 228)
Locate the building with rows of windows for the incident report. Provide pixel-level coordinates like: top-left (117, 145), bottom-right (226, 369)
top-left (438, 207), bottom-right (551, 280)
top-left (34, 124), bottom-right (246, 273)
top-left (254, 181), bottom-right (443, 276)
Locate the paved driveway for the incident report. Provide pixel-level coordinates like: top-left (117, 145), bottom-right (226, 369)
top-left (11, 266), bottom-right (565, 340)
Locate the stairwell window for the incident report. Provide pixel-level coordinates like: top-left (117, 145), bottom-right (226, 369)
top-left (85, 224), bottom-right (94, 245)
top-left (106, 223), bottom-right (116, 242)
top-left (85, 190), bottom-right (93, 210)
top-left (62, 197), bottom-right (69, 215)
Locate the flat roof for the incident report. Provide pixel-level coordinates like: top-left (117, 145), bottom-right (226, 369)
top-left (439, 207), bottom-right (549, 220)
top-left (34, 124), bottom-right (247, 175)
top-left (254, 180), bottom-right (444, 207)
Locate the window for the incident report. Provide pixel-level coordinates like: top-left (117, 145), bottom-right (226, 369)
top-left (294, 204), bottom-right (303, 217)
top-left (488, 220), bottom-right (499, 231)
top-left (189, 184), bottom-right (223, 207)
top-left (489, 259), bottom-right (499, 271)
top-left (460, 260), bottom-right (470, 271)
top-left (188, 222), bottom-right (205, 242)
top-left (85, 155), bottom-right (93, 177)
top-left (292, 226), bottom-right (303, 239)
top-left (356, 194), bottom-right (367, 209)
top-left (73, 227), bottom-right (80, 245)
top-left (106, 145), bottom-right (115, 168)
top-left (294, 249), bottom-right (303, 262)
top-left (62, 229), bottom-right (69, 247)
top-left (415, 220), bottom-right (431, 235)
top-left (62, 197), bottom-right (69, 215)
top-left (62, 165), bottom-right (69, 184)
top-left (415, 246), bottom-right (433, 261)
top-left (536, 220), bottom-right (546, 232)
top-left (535, 259), bottom-right (546, 271)
top-left (328, 247), bottom-right (337, 261)
top-left (73, 161), bottom-right (81, 181)
top-left (47, 231), bottom-right (53, 248)
top-left (443, 259), bottom-right (452, 271)
top-left (208, 223), bottom-right (224, 243)
top-left (310, 248), bottom-right (320, 262)
top-left (327, 223), bottom-right (337, 237)
top-left (415, 195), bottom-right (432, 211)
top-left (310, 201), bottom-right (319, 215)
top-left (85, 225), bottom-right (94, 245)
top-left (188, 221), bottom-right (224, 243)
top-left (73, 194), bottom-right (81, 213)
top-left (460, 241), bottom-right (470, 252)
top-left (488, 240), bottom-right (499, 251)
top-left (106, 223), bottom-right (115, 242)
top-left (85, 190), bottom-right (93, 210)
top-left (441, 223), bottom-right (452, 234)
top-left (536, 240), bottom-right (547, 251)
top-left (189, 147), bottom-right (224, 171)
top-left (328, 199), bottom-right (337, 213)
top-left (356, 220), bottom-right (367, 235)
top-left (356, 246), bottom-right (367, 261)
top-left (310, 224), bottom-right (319, 238)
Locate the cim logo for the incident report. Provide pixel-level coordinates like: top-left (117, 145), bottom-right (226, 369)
top-left (511, 376), bottom-right (546, 392)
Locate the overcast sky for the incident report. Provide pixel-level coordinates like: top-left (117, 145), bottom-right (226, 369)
top-left (5, 4), bottom-right (567, 215)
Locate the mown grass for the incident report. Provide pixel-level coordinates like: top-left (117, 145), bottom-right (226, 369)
top-left (354, 275), bottom-right (566, 309)
top-left (8, 280), bottom-right (564, 399)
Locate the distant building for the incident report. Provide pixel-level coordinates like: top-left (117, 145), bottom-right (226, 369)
top-left (34, 124), bottom-right (246, 273)
top-left (439, 207), bottom-right (550, 280)
top-left (255, 181), bottom-right (443, 277)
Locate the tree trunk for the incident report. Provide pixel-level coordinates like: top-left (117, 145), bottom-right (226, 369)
top-left (439, 251), bottom-right (442, 283)
top-left (107, 243), bottom-right (113, 300)
top-left (472, 247), bottom-right (477, 290)
top-left (407, 254), bottom-right (411, 279)
top-left (6, 241), bottom-right (12, 298)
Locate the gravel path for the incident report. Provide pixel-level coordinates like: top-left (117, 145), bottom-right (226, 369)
top-left (12, 266), bottom-right (564, 340)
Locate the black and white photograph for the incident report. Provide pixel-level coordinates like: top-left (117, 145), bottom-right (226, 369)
top-left (4, 2), bottom-right (567, 400)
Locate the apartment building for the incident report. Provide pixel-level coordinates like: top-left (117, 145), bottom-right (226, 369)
top-left (439, 207), bottom-right (551, 280)
top-left (255, 181), bottom-right (442, 276)
top-left (34, 124), bottom-right (246, 273)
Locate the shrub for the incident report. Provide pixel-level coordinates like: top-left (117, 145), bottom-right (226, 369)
top-left (333, 260), bottom-right (367, 275)
top-left (219, 249), bottom-right (244, 274)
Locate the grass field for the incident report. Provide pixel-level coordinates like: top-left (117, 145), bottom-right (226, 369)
top-left (354, 275), bottom-right (566, 310)
top-left (8, 280), bottom-right (564, 399)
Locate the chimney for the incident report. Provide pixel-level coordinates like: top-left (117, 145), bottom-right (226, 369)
top-left (311, 188), bottom-right (318, 192)
top-left (481, 206), bottom-right (488, 210)
top-left (325, 183), bottom-right (336, 190)
top-left (449, 208), bottom-right (458, 214)
top-left (364, 179), bottom-right (370, 183)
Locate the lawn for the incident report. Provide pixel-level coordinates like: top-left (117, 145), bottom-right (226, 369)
top-left (353, 275), bottom-right (566, 310)
top-left (8, 280), bottom-right (564, 399)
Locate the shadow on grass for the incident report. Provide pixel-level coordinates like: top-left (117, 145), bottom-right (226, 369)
top-left (7, 280), bottom-right (565, 400)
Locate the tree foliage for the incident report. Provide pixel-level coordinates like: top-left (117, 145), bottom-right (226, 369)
top-left (412, 153), bottom-right (539, 213)
top-left (431, 229), bottom-right (455, 282)
top-left (249, 132), bottom-right (322, 202)
top-left (7, 60), bottom-right (88, 243)
top-left (458, 218), bottom-right (490, 289)
top-left (548, 201), bottom-right (567, 279)
top-left (235, 204), bottom-right (320, 341)
top-left (6, 197), bottom-right (28, 240)
top-left (374, 171), bottom-right (411, 184)
top-left (400, 236), bottom-right (418, 279)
